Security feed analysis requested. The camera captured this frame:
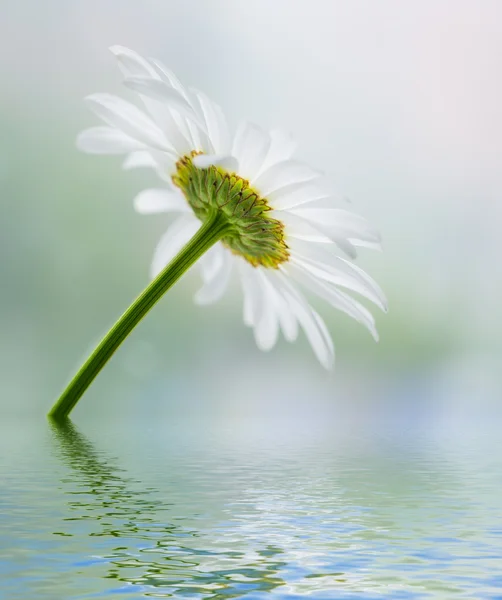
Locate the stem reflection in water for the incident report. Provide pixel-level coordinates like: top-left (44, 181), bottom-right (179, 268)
top-left (49, 420), bottom-right (287, 599)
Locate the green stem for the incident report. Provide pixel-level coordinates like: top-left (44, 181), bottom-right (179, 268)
top-left (48, 211), bottom-right (229, 421)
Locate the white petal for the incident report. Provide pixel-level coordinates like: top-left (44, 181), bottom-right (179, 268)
top-left (154, 109), bottom-right (193, 156)
top-left (108, 55), bottom-right (194, 155)
top-left (194, 90), bottom-right (231, 154)
top-left (198, 243), bottom-right (225, 283)
top-left (150, 59), bottom-right (186, 91)
top-left (339, 257), bottom-right (387, 307)
top-left (350, 239), bottom-right (383, 251)
top-left (76, 126), bottom-right (145, 154)
top-left (263, 271), bottom-right (299, 342)
top-left (289, 244), bottom-right (387, 312)
top-left (143, 59), bottom-right (208, 151)
top-left (133, 188), bottom-right (189, 215)
top-left (272, 210), bottom-right (332, 243)
top-left (291, 208), bottom-right (381, 244)
top-left (295, 195), bottom-right (351, 209)
top-left (109, 45), bottom-right (158, 78)
top-left (123, 77), bottom-right (205, 154)
top-left (239, 263), bottom-right (280, 354)
top-left (276, 210), bottom-right (357, 258)
top-left (123, 77), bottom-right (205, 130)
top-left (285, 263), bottom-right (379, 341)
top-left (255, 306), bottom-right (279, 351)
top-left (275, 273), bottom-right (334, 369)
top-left (294, 304), bottom-right (334, 369)
top-left (84, 93), bottom-right (172, 152)
top-left (239, 262), bottom-right (262, 327)
top-left (122, 150), bottom-right (157, 170)
top-left (147, 149), bottom-right (177, 178)
top-left (311, 310), bottom-right (335, 362)
top-left (150, 216), bottom-right (200, 278)
top-left (231, 122), bottom-right (271, 183)
top-left (260, 129), bottom-right (297, 172)
top-left (183, 95), bottom-right (214, 153)
top-left (268, 182), bottom-right (335, 210)
top-left (111, 49), bottom-right (199, 152)
top-left (192, 154), bottom-right (239, 172)
top-left (254, 160), bottom-right (321, 197)
top-left (123, 150), bottom-right (177, 186)
top-left (194, 250), bottom-right (232, 305)
top-left (292, 255), bottom-right (386, 312)
top-left (254, 273), bottom-right (279, 352)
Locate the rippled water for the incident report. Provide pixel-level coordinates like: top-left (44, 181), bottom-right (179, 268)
top-left (1, 417), bottom-right (502, 599)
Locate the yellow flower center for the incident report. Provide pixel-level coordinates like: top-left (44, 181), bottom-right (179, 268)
top-left (172, 154), bottom-right (289, 268)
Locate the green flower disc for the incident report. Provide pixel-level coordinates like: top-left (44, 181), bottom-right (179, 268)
top-left (172, 154), bottom-right (290, 269)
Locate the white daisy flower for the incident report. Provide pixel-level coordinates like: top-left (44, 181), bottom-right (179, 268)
top-left (77, 46), bottom-right (387, 370)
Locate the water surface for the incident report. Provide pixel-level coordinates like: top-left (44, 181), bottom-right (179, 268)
top-left (1, 418), bottom-right (501, 599)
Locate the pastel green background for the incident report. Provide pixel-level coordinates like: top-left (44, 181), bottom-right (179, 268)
top-left (1, 0), bottom-right (500, 423)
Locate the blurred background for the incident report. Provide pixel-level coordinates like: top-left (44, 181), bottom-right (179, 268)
top-left (1, 0), bottom-right (501, 424)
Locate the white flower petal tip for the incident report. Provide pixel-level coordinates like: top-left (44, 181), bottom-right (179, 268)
top-left (194, 254), bottom-right (232, 306)
top-left (351, 239), bottom-right (384, 252)
top-left (149, 216), bottom-right (200, 279)
top-left (108, 46), bottom-right (159, 79)
top-left (267, 129), bottom-right (297, 163)
top-left (292, 208), bottom-right (382, 244)
top-left (123, 77), bottom-right (206, 131)
top-left (79, 46), bottom-right (386, 369)
top-left (324, 356), bottom-right (335, 371)
top-left (109, 45), bottom-right (126, 54)
top-left (192, 90), bottom-right (231, 155)
top-left (109, 45), bottom-right (135, 58)
top-left (122, 150), bottom-right (156, 170)
top-left (231, 122), bottom-right (271, 182)
top-left (192, 154), bottom-right (239, 172)
top-left (254, 160), bottom-right (323, 197)
top-left (83, 93), bottom-right (172, 152)
top-left (76, 126), bottom-right (144, 154)
top-left (133, 188), bottom-right (189, 215)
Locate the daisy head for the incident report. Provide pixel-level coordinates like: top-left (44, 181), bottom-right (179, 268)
top-left (77, 46), bottom-right (387, 369)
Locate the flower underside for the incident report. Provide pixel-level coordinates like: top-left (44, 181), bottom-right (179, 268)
top-left (172, 154), bottom-right (289, 268)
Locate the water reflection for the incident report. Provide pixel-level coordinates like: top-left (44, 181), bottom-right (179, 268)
top-left (0, 418), bottom-right (486, 599)
top-left (49, 419), bottom-right (288, 598)
top-left (46, 420), bottom-right (502, 599)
